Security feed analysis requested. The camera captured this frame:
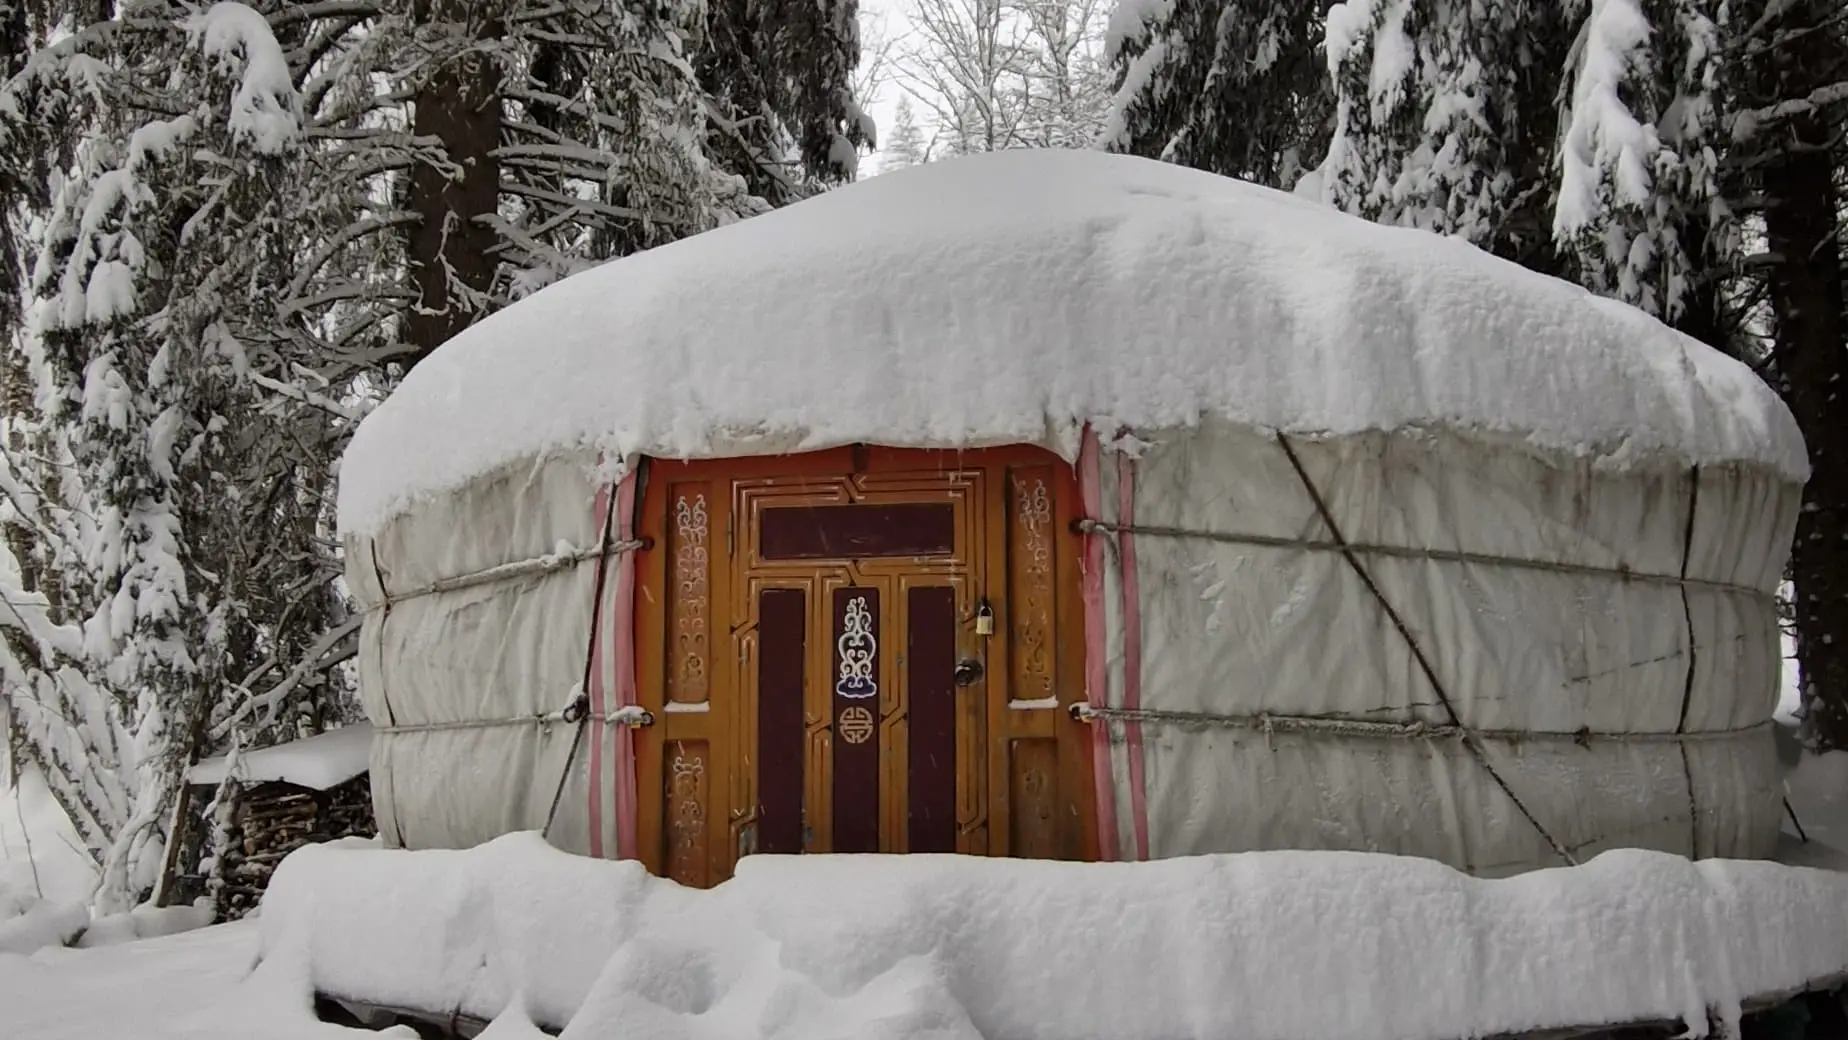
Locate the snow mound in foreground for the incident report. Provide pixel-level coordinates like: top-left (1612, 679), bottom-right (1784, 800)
top-left (336, 149), bottom-right (1804, 536)
top-left (262, 833), bottom-right (1848, 1039)
top-left (0, 896), bottom-right (88, 956)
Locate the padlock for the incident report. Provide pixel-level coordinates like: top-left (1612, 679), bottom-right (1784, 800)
top-left (975, 599), bottom-right (995, 636)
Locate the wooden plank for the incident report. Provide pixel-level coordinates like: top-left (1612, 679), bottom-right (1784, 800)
top-left (756, 587), bottom-right (806, 855)
top-left (907, 586), bottom-right (958, 853)
top-left (1009, 739), bottom-right (1061, 860)
top-left (831, 586), bottom-right (881, 853)
top-left (706, 485), bottom-right (736, 884)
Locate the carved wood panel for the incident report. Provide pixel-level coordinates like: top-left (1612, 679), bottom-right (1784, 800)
top-left (1008, 468), bottom-right (1058, 709)
top-left (1009, 738), bottom-right (1060, 859)
top-left (668, 484), bottom-right (712, 707)
top-left (664, 740), bottom-right (710, 887)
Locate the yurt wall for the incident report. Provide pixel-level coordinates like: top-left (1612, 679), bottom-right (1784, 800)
top-left (1083, 418), bottom-right (1798, 874)
top-left (349, 447), bottom-right (615, 858)
top-left (348, 416), bottom-right (1798, 883)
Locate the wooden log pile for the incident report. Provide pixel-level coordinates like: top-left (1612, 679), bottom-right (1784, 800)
top-left (213, 775), bottom-right (376, 921)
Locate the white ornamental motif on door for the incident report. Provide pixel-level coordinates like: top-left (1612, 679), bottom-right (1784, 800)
top-left (835, 595), bottom-right (878, 699)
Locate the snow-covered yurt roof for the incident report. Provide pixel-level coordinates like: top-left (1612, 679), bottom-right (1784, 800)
top-left (336, 149), bottom-right (1805, 535)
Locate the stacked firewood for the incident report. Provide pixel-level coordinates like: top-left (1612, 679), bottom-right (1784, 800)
top-left (212, 776), bottom-right (376, 921)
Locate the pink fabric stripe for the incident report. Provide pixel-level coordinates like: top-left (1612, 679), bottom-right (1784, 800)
top-left (586, 481), bottom-right (612, 859)
top-left (610, 471), bottom-right (642, 860)
top-left (1116, 453), bottom-right (1150, 862)
top-left (1078, 428), bottom-right (1120, 861)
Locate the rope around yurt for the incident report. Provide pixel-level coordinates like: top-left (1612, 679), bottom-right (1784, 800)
top-left (1272, 433), bottom-right (1577, 866)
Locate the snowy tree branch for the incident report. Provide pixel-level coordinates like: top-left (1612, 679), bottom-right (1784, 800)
top-left (1732, 82), bottom-right (1848, 141)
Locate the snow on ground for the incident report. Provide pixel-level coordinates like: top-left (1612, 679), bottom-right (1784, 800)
top-left (1, 758), bottom-right (99, 955)
top-left (1780, 745), bottom-right (1848, 872)
top-left (2, 755), bottom-right (215, 956)
top-left (1769, 611), bottom-right (1848, 870)
top-left (0, 763), bottom-right (318, 1036)
top-left (0, 829), bottom-right (1843, 1038)
top-left (337, 149), bottom-right (1804, 536)
top-left (0, 919), bottom-right (367, 1040)
top-left (261, 832), bottom-right (1848, 1040)
top-left (0, 896), bottom-right (88, 955)
top-left (6, 691), bottom-right (1848, 1040)
top-left (0, 759), bottom-right (97, 908)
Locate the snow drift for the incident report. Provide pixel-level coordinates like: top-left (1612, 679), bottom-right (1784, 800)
top-left (263, 834), bottom-right (1848, 1040)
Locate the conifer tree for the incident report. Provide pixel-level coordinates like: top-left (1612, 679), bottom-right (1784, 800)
top-left (0, 0), bottom-right (873, 910)
top-left (1730, 0), bottom-right (1848, 747)
top-left (884, 97), bottom-right (932, 168)
top-left (1104, 0), bottom-right (1331, 188)
top-left (1313, 0), bottom-right (1577, 276)
top-left (1, 0), bottom-right (319, 909)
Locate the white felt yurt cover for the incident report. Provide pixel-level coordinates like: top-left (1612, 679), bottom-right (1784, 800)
top-left (338, 150), bottom-right (1806, 874)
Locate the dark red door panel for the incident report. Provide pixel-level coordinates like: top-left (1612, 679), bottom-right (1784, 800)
top-left (756, 588), bottom-right (806, 854)
top-left (908, 586), bottom-right (957, 853)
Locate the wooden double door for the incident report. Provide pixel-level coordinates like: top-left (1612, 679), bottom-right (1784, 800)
top-left (634, 447), bottom-right (1094, 885)
top-left (747, 480), bottom-right (981, 856)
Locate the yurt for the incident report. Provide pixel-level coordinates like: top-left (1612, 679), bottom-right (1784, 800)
top-left (337, 149), bottom-right (1807, 887)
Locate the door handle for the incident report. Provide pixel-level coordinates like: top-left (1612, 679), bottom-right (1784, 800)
top-left (953, 658), bottom-right (984, 687)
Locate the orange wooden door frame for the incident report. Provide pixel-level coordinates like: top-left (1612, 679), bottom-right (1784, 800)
top-left (632, 445), bottom-right (1098, 885)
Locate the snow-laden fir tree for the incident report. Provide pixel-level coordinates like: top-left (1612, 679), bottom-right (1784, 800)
top-left (1312, 0), bottom-right (1577, 275)
top-left (0, 0), bottom-right (873, 912)
top-left (1311, 0), bottom-right (1732, 325)
top-left (1103, 0), bottom-right (1332, 189)
top-left (700, 0), bottom-right (872, 199)
top-left (1551, 0), bottom-right (1732, 332)
top-left (883, 97), bottom-right (933, 168)
top-left (0, 0), bottom-right (321, 911)
top-left (402, 0), bottom-right (870, 340)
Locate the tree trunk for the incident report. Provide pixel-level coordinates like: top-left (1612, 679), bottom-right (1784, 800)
top-left (403, 1), bottom-right (504, 364)
top-left (1669, 211), bottom-right (1727, 353)
top-left (1759, 2), bottom-right (1848, 748)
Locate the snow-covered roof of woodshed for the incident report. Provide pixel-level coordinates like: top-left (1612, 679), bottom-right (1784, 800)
top-left (337, 149), bottom-right (1806, 536)
top-left (187, 724), bottom-right (372, 792)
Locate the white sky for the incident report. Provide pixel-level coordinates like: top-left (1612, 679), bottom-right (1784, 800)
top-left (858, 0), bottom-right (910, 176)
